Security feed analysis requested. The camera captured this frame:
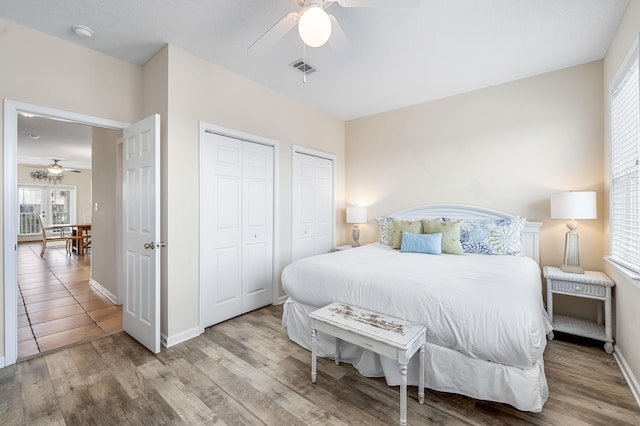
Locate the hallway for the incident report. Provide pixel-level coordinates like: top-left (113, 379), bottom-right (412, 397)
top-left (17, 242), bottom-right (122, 359)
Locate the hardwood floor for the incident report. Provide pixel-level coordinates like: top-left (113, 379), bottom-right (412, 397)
top-left (1, 304), bottom-right (638, 425)
top-left (17, 242), bottom-right (123, 359)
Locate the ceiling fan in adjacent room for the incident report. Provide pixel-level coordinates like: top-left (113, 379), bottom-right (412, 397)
top-left (249, 0), bottom-right (421, 54)
top-left (45, 159), bottom-right (82, 174)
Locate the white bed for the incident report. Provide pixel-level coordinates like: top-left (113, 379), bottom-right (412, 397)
top-left (281, 204), bottom-right (552, 412)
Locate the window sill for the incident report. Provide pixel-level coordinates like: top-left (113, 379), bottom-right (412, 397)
top-left (604, 257), bottom-right (640, 289)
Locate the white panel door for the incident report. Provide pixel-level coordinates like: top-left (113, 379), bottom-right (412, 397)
top-left (123, 114), bottom-right (161, 354)
top-left (292, 153), bottom-right (316, 262)
top-left (200, 131), bottom-right (274, 328)
top-left (292, 152), bottom-right (334, 262)
top-left (313, 158), bottom-right (333, 255)
top-left (200, 132), bottom-right (243, 327)
top-left (242, 142), bottom-right (274, 312)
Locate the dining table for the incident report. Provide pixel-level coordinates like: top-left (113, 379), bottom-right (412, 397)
top-left (69, 223), bottom-right (91, 255)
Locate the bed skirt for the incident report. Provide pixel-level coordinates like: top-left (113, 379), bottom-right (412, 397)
top-left (283, 298), bottom-right (548, 412)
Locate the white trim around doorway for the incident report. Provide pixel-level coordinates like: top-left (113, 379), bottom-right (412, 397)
top-left (3, 99), bottom-right (128, 367)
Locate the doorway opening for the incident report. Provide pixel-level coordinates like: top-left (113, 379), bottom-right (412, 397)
top-left (4, 100), bottom-right (129, 365)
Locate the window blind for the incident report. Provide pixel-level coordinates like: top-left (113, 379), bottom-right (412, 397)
top-left (610, 51), bottom-right (640, 272)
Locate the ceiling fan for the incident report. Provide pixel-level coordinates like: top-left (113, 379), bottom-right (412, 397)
top-left (45, 159), bottom-right (81, 174)
top-left (249, 0), bottom-right (421, 54)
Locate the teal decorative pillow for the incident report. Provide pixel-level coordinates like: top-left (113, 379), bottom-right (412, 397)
top-left (422, 219), bottom-right (464, 255)
top-left (400, 231), bottom-right (442, 255)
top-left (460, 217), bottom-right (525, 255)
top-left (392, 219), bottom-right (423, 249)
top-left (379, 217), bottom-right (394, 246)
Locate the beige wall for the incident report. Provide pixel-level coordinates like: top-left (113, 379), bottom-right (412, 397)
top-left (158, 45), bottom-right (345, 338)
top-left (0, 17), bottom-right (143, 358)
top-left (346, 61), bottom-right (605, 320)
top-left (142, 46), bottom-right (169, 335)
top-left (602, 0), bottom-right (640, 397)
top-left (91, 127), bottom-right (121, 298)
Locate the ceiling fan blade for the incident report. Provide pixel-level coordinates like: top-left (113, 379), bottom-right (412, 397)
top-left (64, 168), bottom-right (82, 173)
top-left (335, 0), bottom-right (420, 7)
top-left (249, 12), bottom-right (299, 54)
top-left (328, 15), bottom-right (352, 60)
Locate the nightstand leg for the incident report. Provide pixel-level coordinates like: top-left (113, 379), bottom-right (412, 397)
top-left (335, 337), bottom-right (340, 365)
top-left (605, 287), bottom-right (613, 354)
top-left (311, 328), bottom-right (317, 383)
top-left (418, 343), bottom-right (425, 405)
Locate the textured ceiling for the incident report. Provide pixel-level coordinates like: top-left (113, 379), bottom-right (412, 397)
top-left (1, 0), bottom-right (629, 167)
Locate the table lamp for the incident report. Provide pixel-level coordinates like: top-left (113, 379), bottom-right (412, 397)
top-left (346, 205), bottom-right (367, 247)
top-left (550, 191), bottom-right (597, 274)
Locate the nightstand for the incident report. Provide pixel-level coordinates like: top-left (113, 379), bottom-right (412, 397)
top-left (334, 244), bottom-right (354, 251)
top-left (543, 266), bottom-right (615, 353)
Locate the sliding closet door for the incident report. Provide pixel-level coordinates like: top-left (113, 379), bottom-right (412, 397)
top-left (292, 151), bottom-right (334, 262)
top-left (242, 142), bottom-right (274, 312)
top-left (200, 133), bottom-right (243, 327)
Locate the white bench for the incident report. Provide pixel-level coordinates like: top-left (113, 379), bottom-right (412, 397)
top-left (309, 302), bottom-right (427, 426)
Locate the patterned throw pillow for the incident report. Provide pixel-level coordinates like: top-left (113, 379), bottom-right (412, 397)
top-left (460, 217), bottom-right (526, 255)
top-left (422, 219), bottom-right (464, 255)
top-left (379, 217), bottom-right (394, 246)
top-left (392, 219), bottom-right (423, 249)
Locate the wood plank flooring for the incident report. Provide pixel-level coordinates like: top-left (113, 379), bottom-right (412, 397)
top-left (1, 304), bottom-right (638, 425)
top-left (17, 242), bottom-right (123, 359)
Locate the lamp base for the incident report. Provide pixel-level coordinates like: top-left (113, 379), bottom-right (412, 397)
top-left (560, 264), bottom-right (584, 274)
top-left (352, 226), bottom-right (360, 247)
top-left (562, 231), bottom-right (584, 274)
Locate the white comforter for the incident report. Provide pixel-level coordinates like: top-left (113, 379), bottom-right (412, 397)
top-left (282, 243), bottom-right (552, 369)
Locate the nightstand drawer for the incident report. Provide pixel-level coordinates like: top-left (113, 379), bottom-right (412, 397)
top-left (552, 280), bottom-right (605, 298)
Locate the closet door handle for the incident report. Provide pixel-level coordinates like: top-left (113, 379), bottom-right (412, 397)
top-left (144, 242), bottom-right (155, 250)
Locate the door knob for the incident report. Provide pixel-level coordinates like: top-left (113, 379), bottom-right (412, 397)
top-left (144, 242), bottom-right (155, 250)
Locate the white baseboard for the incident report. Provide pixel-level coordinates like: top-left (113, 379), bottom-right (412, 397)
top-left (278, 295), bottom-right (288, 305)
top-left (89, 279), bottom-right (117, 304)
top-left (613, 345), bottom-right (640, 408)
top-left (162, 326), bottom-right (200, 348)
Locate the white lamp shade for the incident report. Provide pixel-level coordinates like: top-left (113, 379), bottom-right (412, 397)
top-left (346, 205), bottom-right (367, 224)
top-left (297, 6), bottom-right (332, 47)
top-left (550, 191), bottom-right (597, 220)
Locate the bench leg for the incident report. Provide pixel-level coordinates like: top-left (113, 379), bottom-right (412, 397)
top-left (335, 337), bottom-right (340, 365)
top-left (400, 363), bottom-right (407, 426)
top-left (419, 343), bottom-right (425, 404)
top-left (311, 328), bottom-right (317, 383)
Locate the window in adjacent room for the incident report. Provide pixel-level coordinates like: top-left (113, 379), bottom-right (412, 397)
top-left (18, 185), bottom-right (76, 235)
top-left (609, 42), bottom-right (640, 273)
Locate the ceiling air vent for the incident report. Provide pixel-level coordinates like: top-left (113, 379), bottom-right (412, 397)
top-left (289, 59), bottom-right (317, 75)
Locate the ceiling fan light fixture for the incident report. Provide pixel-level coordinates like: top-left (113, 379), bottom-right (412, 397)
top-left (298, 5), bottom-right (332, 47)
top-left (47, 160), bottom-right (64, 175)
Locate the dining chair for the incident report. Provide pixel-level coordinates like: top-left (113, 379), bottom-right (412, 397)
top-left (37, 215), bottom-right (68, 257)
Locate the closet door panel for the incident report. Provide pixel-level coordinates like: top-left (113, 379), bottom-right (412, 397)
top-left (242, 142), bottom-right (274, 312)
top-left (200, 133), bottom-right (242, 328)
top-left (313, 157), bottom-right (333, 255)
top-left (292, 152), bottom-right (334, 262)
top-left (292, 153), bottom-right (317, 262)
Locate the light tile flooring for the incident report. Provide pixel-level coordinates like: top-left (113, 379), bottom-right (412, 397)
top-left (17, 242), bottom-right (123, 360)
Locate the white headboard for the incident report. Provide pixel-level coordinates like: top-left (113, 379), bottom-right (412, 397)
top-left (376, 204), bottom-right (542, 264)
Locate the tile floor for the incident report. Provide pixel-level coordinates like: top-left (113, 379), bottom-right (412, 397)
top-left (17, 241), bottom-right (123, 360)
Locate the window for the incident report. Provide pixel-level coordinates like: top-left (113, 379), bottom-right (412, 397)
top-left (18, 185), bottom-right (76, 235)
top-left (610, 44), bottom-right (640, 273)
